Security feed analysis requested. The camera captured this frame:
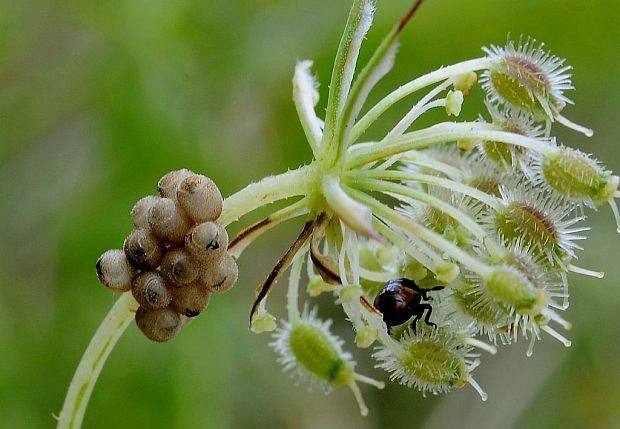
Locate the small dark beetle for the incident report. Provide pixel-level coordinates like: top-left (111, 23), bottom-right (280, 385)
top-left (373, 278), bottom-right (444, 332)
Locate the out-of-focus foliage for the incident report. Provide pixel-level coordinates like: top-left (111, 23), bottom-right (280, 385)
top-left (0, 1), bottom-right (618, 428)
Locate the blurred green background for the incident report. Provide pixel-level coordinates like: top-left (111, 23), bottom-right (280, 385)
top-left (1, 0), bottom-right (619, 427)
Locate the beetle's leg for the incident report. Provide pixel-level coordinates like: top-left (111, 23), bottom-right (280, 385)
top-left (409, 307), bottom-right (425, 334)
top-left (419, 303), bottom-right (437, 329)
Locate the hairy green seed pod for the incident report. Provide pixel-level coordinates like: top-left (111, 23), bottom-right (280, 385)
top-left (148, 197), bottom-right (191, 245)
top-left (96, 249), bottom-right (136, 292)
top-left (131, 271), bottom-right (172, 309)
top-left (454, 284), bottom-right (511, 327)
top-left (483, 140), bottom-right (515, 166)
top-left (496, 203), bottom-right (559, 260)
top-left (160, 248), bottom-right (199, 286)
top-left (177, 174), bottom-right (223, 222)
top-left (393, 330), bottom-right (467, 390)
top-left (288, 322), bottom-right (354, 388)
top-left (489, 69), bottom-right (547, 117)
top-left (542, 149), bottom-right (618, 205)
top-left (485, 266), bottom-right (546, 315)
top-left (157, 169), bottom-right (193, 200)
top-left (124, 228), bottom-right (164, 270)
top-left (202, 253), bottom-right (238, 294)
top-left (135, 306), bottom-right (183, 342)
top-left (170, 282), bottom-right (211, 317)
top-left (185, 221), bottom-right (229, 262)
top-left (130, 195), bottom-right (159, 229)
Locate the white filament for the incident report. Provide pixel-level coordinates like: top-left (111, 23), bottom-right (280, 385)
top-left (567, 264), bottom-right (604, 279)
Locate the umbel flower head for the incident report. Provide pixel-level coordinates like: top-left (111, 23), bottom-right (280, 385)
top-left (63, 0), bottom-right (620, 427)
top-left (236, 0), bottom-right (619, 413)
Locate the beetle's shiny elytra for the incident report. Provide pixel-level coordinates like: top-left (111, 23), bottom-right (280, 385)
top-left (373, 278), bottom-right (443, 331)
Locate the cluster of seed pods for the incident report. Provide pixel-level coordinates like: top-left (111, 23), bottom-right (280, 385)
top-left (95, 170), bottom-right (238, 342)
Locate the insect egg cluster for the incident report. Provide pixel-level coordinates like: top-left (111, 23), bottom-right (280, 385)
top-left (95, 169), bottom-right (238, 342)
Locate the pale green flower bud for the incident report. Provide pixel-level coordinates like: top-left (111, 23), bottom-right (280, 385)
top-left (453, 72), bottom-right (477, 96)
top-left (445, 90), bottom-right (464, 116)
top-left (307, 277), bottom-right (336, 297)
top-left (250, 312), bottom-right (277, 333)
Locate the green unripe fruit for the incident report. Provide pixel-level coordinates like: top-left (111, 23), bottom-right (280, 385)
top-left (543, 149), bottom-right (618, 206)
top-left (488, 65), bottom-right (549, 120)
top-left (288, 322), bottom-right (354, 388)
top-left (454, 285), bottom-right (511, 326)
top-left (484, 140), bottom-right (514, 166)
top-left (485, 266), bottom-right (545, 314)
top-left (496, 203), bottom-right (560, 260)
top-left (399, 338), bottom-right (468, 389)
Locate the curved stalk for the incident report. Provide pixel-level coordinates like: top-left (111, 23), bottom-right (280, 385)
top-left (347, 122), bottom-right (556, 169)
top-left (350, 169), bottom-right (501, 210)
top-left (349, 58), bottom-right (495, 143)
top-left (57, 165), bottom-right (316, 429)
top-left (220, 163), bottom-right (316, 226)
top-left (56, 293), bottom-right (139, 429)
top-left (346, 187), bottom-right (493, 277)
top-left (352, 177), bottom-right (487, 239)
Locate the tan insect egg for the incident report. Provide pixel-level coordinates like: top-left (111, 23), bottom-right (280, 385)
top-left (157, 169), bottom-right (193, 200)
top-left (160, 248), bottom-right (199, 286)
top-left (135, 306), bottom-right (184, 342)
top-left (185, 221), bottom-right (228, 262)
top-left (170, 283), bottom-right (211, 317)
top-left (124, 228), bottom-right (164, 270)
top-left (130, 195), bottom-right (160, 229)
top-left (203, 253), bottom-right (238, 294)
top-left (177, 174), bottom-right (223, 222)
top-left (148, 197), bottom-right (190, 245)
top-left (131, 271), bottom-right (172, 309)
top-left (96, 249), bottom-right (136, 292)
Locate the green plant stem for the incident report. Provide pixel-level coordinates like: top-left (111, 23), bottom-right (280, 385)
top-left (219, 163), bottom-right (316, 226)
top-left (56, 293), bottom-right (139, 429)
top-left (57, 164), bottom-right (316, 429)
